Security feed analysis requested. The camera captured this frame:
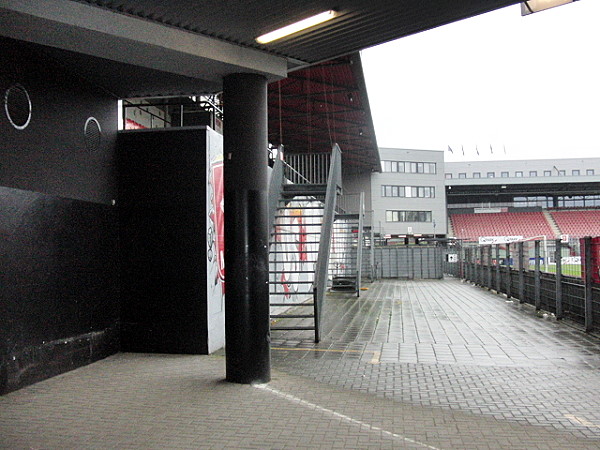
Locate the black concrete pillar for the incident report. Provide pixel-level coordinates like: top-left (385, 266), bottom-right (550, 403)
top-left (223, 73), bottom-right (271, 384)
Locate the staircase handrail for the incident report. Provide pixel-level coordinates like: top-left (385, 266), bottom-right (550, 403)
top-left (313, 144), bottom-right (343, 342)
top-left (356, 191), bottom-right (365, 296)
top-left (268, 146), bottom-right (286, 241)
top-left (282, 160), bottom-right (311, 185)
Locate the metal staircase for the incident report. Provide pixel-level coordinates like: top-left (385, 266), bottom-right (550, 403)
top-left (267, 145), bottom-right (342, 342)
top-left (330, 193), bottom-right (365, 296)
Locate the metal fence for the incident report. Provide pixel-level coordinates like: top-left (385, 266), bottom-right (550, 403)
top-left (364, 246), bottom-right (443, 280)
top-left (444, 237), bottom-right (600, 333)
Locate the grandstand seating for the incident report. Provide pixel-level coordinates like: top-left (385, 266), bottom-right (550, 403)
top-left (550, 210), bottom-right (600, 238)
top-left (450, 211), bottom-right (555, 241)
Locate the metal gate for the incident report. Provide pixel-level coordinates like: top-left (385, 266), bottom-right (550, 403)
top-left (373, 246), bottom-right (443, 279)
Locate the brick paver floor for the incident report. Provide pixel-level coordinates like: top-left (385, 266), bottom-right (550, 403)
top-left (1, 277), bottom-right (600, 448)
top-left (271, 277), bottom-right (600, 442)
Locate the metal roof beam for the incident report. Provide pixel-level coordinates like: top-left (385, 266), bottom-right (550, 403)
top-left (0, 0), bottom-right (288, 90)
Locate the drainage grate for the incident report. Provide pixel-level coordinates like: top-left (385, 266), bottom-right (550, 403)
top-left (84, 117), bottom-right (102, 152)
top-left (4, 84), bottom-right (32, 130)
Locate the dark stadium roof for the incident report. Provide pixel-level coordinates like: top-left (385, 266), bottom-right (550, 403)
top-left (75, 0), bottom-right (520, 66)
top-left (268, 53), bottom-right (379, 171)
top-left (0, 0), bottom-right (521, 96)
top-left (447, 181), bottom-right (600, 205)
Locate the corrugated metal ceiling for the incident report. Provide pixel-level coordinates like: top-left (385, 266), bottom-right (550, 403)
top-left (77, 0), bottom-right (520, 66)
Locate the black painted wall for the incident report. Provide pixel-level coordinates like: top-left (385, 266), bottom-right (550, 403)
top-left (0, 38), bottom-right (117, 204)
top-left (0, 38), bottom-right (120, 394)
top-left (118, 129), bottom-right (209, 354)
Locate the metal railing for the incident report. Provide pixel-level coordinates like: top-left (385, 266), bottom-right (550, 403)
top-left (336, 192), bottom-right (362, 215)
top-left (284, 153), bottom-right (331, 185)
top-left (313, 144), bottom-right (343, 341)
top-left (121, 96), bottom-right (223, 131)
top-left (267, 146), bottom-right (286, 233)
top-left (445, 237), bottom-right (600, 333)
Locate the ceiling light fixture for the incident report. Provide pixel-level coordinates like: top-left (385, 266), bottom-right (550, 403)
top-left (521, 0), bottom-right (577, 16)
top-left (256, 10), bottom-right (338, 44)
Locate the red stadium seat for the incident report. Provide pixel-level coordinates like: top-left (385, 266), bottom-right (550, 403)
top-left (450, 211), bottom-right (555, 241)
top-left (550, 210), bottom-right (600, 238)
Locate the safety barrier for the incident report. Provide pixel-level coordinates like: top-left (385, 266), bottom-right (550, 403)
top-left (444, 237), bottom-right (600, 332)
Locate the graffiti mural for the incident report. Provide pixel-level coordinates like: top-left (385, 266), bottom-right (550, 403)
top-left (208, 153), bottom-right (225, 293)
top-left (270, 197), bottom-right (322, 303)
top-left (206, 130), bottom-right (225, 352)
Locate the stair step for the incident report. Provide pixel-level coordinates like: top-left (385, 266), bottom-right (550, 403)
top-left (273, 223), bottom-right (316, 227)
top-left (270, 291), bottom-right (314, 295)
top-left (270, 241), bottom-right (321, 245)
top-left (270, 302), bottom-right (314, 307)
top-left (269, 259), bottom-right (317, 264)
top-left (278, 205), bottom-right (324, 208)
top-left (282, 194), bottom-right (326, 199)
top-left (269, 270), bottom-right (315, 274)
top-left (275, 214), bottom-right (324, 218)
top-left (272, 232), bottom-right (321, 235)
top-left (283, 184), bottom-right (327, 191)
top-left (270, 250), bottom-right (319, 254)
top-left (270, 314), bottom-right (314, 319)
top-left (271, 326), bottom-right (315, 331)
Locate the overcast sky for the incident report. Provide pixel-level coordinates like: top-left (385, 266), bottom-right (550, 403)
top-left (361, 1), bottom-right (599, 162)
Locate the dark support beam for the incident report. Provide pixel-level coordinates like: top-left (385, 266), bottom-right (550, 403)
top-left (223, 73), bottom-right (271, 384)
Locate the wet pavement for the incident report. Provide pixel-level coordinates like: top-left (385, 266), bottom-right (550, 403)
top-left (271, 277), bottom-right (600, 441)
top-left (1, 277), bottom-right (600, 448)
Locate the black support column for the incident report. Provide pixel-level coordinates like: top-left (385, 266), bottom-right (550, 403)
top-left (223, 73), bottom-right (271, 384)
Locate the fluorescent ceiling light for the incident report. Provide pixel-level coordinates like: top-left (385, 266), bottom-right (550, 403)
top-left (521, 0), bottom-right (576, 16)
top-left (256, 10), bottom-right (337, 44)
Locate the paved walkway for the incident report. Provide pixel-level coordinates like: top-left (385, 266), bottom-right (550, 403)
top-left (2, 277), bottom-right (600, 448)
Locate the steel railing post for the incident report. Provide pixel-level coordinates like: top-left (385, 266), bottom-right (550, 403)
top-left (534, 240), bottom-right (541, 310)
top-left (555, 239), bottom-right (563, 320)
top-left (496, 244), bottom-right (501, 293)
top-left (583, 236), bottom-right (593, 332)
top-left (506, 243), bottom-right (511, 299)
top-left (518, 241), bottom-right (525, 303)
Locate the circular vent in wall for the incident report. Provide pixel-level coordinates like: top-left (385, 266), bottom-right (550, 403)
top-left (84, 117), bottom-right (102, 152)
top-left (4, 84), bottom-right (32, 130)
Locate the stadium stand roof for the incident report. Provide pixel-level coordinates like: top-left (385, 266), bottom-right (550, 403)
top-left (0, 0), bottom-right (521, 97)
top-left (268, 53), bottom-right (379, 171)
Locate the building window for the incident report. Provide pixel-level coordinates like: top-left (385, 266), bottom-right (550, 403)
top-left (380, 160), bottom-right (436, 174)
top-left (458, 173), bottom-right (466, 179)
top-left (381, 185), bottom-right (434, 198)
top-left (501, 171), bottom-right (509, 178)
top-left (587, 169), bottom-right (595, 176)
top-left (529, 171), bottom-right (537, 177)
top-left (386, 210), bottom-right (432, 222)
top-left (424, 163), bottom-right (436, 174)
top-left (445, 173), bottom-right (452, 179)
top-left (487, 172), bottom-right (495, 178)
top-left (558, 170), bottom-right (566, 176)
top-left (473, 172), bottom-right (481, 178)
top-left (544, 170), bottom-right (552, 176)
top-left (515, 171), bottom-right (523, 177)
top-left (572, 169), bottom-right (580, 176)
